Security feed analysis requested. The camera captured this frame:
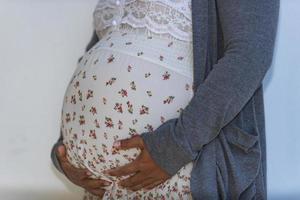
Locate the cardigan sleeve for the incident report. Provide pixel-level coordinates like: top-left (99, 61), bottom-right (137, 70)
top-left (50, 31), bottom-right (99, 174)
top-left (140, 0), bottom-right (279, 176)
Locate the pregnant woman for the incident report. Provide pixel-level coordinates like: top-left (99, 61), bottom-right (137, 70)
top-left (55, 0), bottom-right (194, 199)
top-left (51, 0), bottom-right (279, 199)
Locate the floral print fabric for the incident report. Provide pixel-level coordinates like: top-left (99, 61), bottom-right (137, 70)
top-left (60, 30), bottom-right (195, 199)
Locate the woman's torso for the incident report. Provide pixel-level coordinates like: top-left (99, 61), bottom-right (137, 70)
top-left (60, 0), bottom-right (194, 198)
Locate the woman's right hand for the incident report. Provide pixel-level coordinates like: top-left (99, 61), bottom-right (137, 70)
top-left (56, 144), bottom-right (112, 198)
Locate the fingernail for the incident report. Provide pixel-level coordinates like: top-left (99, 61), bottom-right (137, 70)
top-left (104, 182), bottom-right (112, 186)
top-left (113, 140), bottom-right (121, 149)
top-left (86, 171), bottom-right (92, 176)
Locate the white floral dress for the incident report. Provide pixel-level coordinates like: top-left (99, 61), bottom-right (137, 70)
top-left (60, 0), bottom-right (195, 199)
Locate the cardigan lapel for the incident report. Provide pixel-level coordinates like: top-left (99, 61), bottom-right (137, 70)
top-left (191, 0), bottom-right (209, 89)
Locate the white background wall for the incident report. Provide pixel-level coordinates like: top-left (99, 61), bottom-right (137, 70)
top-left (0, 0), bottom-right (299, 199)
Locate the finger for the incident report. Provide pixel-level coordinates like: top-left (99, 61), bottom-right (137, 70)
top-left (129, 177), bottom-right (156, 191)
top-left (113, 135), bottom-right (144, 151)
top-left (82, 178), bottom-right (112, 189)
top-left (144, 179), bottom-right (164, 190)
top-left (88, 188), bottom-right (106, 197)
top-left (56, 144), bottom-right (68, 164)
top-left (61, 162), bottom-right (92, 180)
top-left (104, 160), bottom-right (140, 177)
top-left (118, 172), bottom-right (148, 188)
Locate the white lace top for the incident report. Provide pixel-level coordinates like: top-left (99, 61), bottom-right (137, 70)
top-left (93, 0), bottom-right (192, 42)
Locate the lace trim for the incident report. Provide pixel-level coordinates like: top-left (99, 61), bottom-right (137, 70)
top-left (93, 0), bottom-right (192, 42)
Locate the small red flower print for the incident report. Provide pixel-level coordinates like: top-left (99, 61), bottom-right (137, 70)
top-left (118, 120), bottom-right (123, 130)
top-left (93, 59), bottom-right (99, 65)
top-left (87, 161), bottom-right (96, 171)
top-left (103, 132), bottom-right (108, 140)
top-left (177, 56), bottom-right (184, 60)
top-left (163, 96), bottom-right (175, 104)
top-left (185, 83), bottom-right (190, 91)
top-left (139, 105), bottom-right (149, 115)
top-left (129, 127), bottom-right (138, 137)
top-left (126, 101), bottom-right (133, 114)
top-left (92, 75), bottom-right (97, 80)
top-left (94, 119), bottom-right (100, 128)
top-left (130, 81), bottom-right (136, 90)
top-left (80, 139), bottom-right (87, 145)
top-left (82, 71), bottom-right (86, 79)
top-left (104, 116), bottom-right (114, 128)
top-left (79, 115), bottom-right (85, 125)
top-left (97, 153), bottom-right (105, 163)
top-left (92, 156), bottom-right (100, 165)
top-left (144, 124), bottom-right (154, 132)
top-left (160, 116), bottom-right (165, 123)
top-left (71, 95), bottom-right (76, 104)
top-left (102, 144), bottom-right (109, 155)
top-left (127, 65), bottom-right (132, 72)
top-left (102, 97), bottom-right (107, 104)
top-left (78, 90), bottom-right (83, 101)
top-left (72, 133), bottom-right (78, 141)
top-left (92, 144), bottom-right (98, 151)
top-left (118, 89), bottom-right (128, 97)
top-left (77, 70), bottom-right (82, 76)
top-left (137, 51), bottom-right (144, 56)
top-left (125, 42), bottom-right (132, 45)
top-left (89, 106), bottom-right (97, 115)
top-left (73, 81), bottom-right (79, 89)
top-left (105, 77), bottom-right (117, 86)
top-left (162, 71), bottom-right (171, 80)
top-left (89, 129), bottom-right (97, 139)
top-left (112, 146), bottom-right (119, 155)
top-left (72, 111), bottom-right (76, 121)
top-left (182, 185), bottom-right (191, 194)
top-left (113, 135), bottom-right (119, 141)
top-left (65, 113), bottom-right (71, 123)
top-left (84, 59), bottom-right (88, 66)
top-left (159, 55), bottom-right (164, 61)
top-left (145, 72), bottom-right (151, 78)
top-left (114, 103), bottom-right (123, 113)
top-left (146, 90), bottom-right (152, 97)
top-left (86, 89), bottom-right (94, 99)
top-left (132, 118), bottom-right (138, 125)
top-left (81, 129), bottom-right (85, 136)
top-left (107, 54), bottom-right (115, 63)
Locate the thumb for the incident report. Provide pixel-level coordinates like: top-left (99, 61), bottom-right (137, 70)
top-left (56, 144), bottom-right (67, 163)
top-left (113, 135), bottom-right (144, 151)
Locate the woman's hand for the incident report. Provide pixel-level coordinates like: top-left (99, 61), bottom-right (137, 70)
top-left (56, 144), bottom-right (112, 198)
top-left (103, 135), bottom-right (171, 191)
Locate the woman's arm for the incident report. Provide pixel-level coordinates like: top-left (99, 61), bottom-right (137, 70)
top-left (51, 30), bottom-right (99, 174)
top-left (140, 0), bottom-right (280, 176)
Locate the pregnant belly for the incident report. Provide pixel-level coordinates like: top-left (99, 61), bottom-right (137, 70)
top-left (60, 48), bottom-right (194, 182)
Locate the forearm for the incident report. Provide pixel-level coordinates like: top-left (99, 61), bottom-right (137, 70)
top-left (140, 0), bottom-right (279, 176)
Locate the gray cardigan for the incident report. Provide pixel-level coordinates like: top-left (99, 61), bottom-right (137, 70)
top-left (51, 0), bottom-right (279, 199)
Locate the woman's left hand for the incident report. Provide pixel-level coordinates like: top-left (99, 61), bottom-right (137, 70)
top-left (103, 135), bottom-right (171, 191)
